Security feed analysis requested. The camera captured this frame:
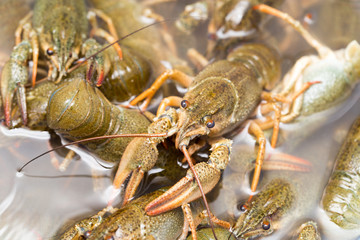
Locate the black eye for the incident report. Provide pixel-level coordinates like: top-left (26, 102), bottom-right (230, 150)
top-left (46, 47), bottom-right (54, 56)
top-left (237, 203), bottom-right (247, 212)
top-left (83, 230), bottom-right (91, 238)
top-left (206, 119), bottom-right (215, 128)
top-left (262, 220), bottom-right (271, 230)
top-left (181, 100), bottom-right (189, 109)
top-left (69, 52), bottom-right (73, 58)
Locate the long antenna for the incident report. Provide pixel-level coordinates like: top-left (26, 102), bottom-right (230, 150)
top-left (67, 20), bottom-right (173, 74)
top-left (18, 133), bottom-right (167, 172)
top-left (181, 146), bottom-right (218, 240)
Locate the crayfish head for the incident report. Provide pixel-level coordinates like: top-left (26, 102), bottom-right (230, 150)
top-left (41, 23), bottom-right (81, 82)
top-left (175, 77), bottom-right (238, 148)
top-left (175, 109), bottom-right (209, 149)
top-left (232, 179), bottom-right (294, 239)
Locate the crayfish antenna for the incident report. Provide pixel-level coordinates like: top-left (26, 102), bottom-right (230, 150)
top-left (67, 20), bottom-right (172, 75)
top-left (18, 133), bottom-right (167, 172)
top-left (181, 146), bottom-right (218, 240)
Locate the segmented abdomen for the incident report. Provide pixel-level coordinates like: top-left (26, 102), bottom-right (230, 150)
top-left (47, 75), bottom-right (150, 163)
top-left (99, 47), bottom-right (152, 103)
top-left (226, 43), bottom-right (281, 90)
top-left (322, 117), bottom-right (360, 229)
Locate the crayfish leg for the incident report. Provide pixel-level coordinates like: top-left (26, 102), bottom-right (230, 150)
top-left (187, 48), bottom-right (209, 71)
top-left (142, 7), bottom-right (178, 56)
top-left (157, 96), bottom-right (182, 116)
top-left (30, 29), bottom-right (39, 87)
top-left (253, 4), bottom-right (332, 58)
top-left (129, 69), bottom-right (193, 111)
top-left (14, 11), bottom-right (33, 45)
top-left (247, 121), bottom-right (266, 195)
top-left (182, 204), bottom-right (198, 240)
top-left (87, 9), bottom-right (123, 61)
top-left (14, 13), bottom-right (39, 87)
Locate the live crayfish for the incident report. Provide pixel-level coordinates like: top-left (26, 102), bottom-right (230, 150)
top-left (14, 63), bottom-right (192, 192)
top-left (1, 0), bottom-right (358, 240)
top-left (1, 0), bottom-right (194, 129)
top-left (182, 138), bottom-right (315, 239)
top-left (3, 0), bottom-right (195, 190)
top-left (173, 0), bottom-right (284, 59)
top-left (253, 4), bottom-right (360, 148)
top-left (108, 40), bottom-right (318, 239)
top-left (230, 167), bottom-right (324, 239)
top-left (89, 0), bottom-right (194, 108)
top-left (322, 116), bottom-right (360, 230)
top-left (294, 221), bottom-right (321, 240)
top-left (185, 142), bottom-right (311, 240)
top-left (57, 188), bottom-right (205, 240)
top-left (220, 4), bottom-right (360, 238)
top-left (0, 0), bottom-right (125, 128)
top-left (186, 220), bottom-right (321, 240)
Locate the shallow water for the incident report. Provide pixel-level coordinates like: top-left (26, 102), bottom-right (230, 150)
top-left (0, 0), bottom-right (360, 239)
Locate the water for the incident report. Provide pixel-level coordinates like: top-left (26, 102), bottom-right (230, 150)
top-left (0, 0), bottom-right (360, 239)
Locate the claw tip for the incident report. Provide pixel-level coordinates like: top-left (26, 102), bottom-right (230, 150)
top-left (96, 70), bottom-right (105, 87)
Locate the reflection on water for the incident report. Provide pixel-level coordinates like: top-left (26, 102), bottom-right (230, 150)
top-left (0, 0), bottom-right (360, 239)
top-left (0, 127), bottom-right (113, 239)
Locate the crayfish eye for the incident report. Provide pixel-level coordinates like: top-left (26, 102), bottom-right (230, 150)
top-left (206, 118), bottom-right (215, 128)
top-left (83, 230), bottom-right (91, 238)
top-left (202, 115), bottom-right (215, 128)
top-left (262, 219), bottom-right (271, 230)
top-left (237, 203), bottom-right (248, 212)
top-left (46, 47), bottom-right (55, 56)
top-left (181, 99), bottom-right (189, 109)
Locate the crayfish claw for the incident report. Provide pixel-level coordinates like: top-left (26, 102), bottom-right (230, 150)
top-left (82, 39), bottom-right (110, 87)
top-left (145, 176), bottom-right (194, 216)
top-left (2, 91), bottom-right (13, 127)
top-left (145, 162), bottom-right (221, 216)
top-left (122, 167), bottom-right (145, 206)
top-left (16, 83), bottom-right (28, 126)
top-left (1, 41), bottom-right (31, 127)
top-left (1, 81), bottom-right (28, 128)
top-left (111, 137), bottom-right (159, 205)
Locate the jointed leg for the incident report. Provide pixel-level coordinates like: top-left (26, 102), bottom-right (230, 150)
top-left (130, 69), bottom-right (193, 111)
top-left (15, 11), bottom-right (33, 45)
top-left (142, 8), bottom-right (178, 56)
top-left (247, 121), bottom-right (266, 195)
top-left (187, 48), bottom-right (209, 71)
top-left (253, 4), bottom-right (332, 58)
top-left (182, 204), bottom-right (198, 240)
top-left (29, 29), bottom-right (39, 87)
top-left (88, 9), bottom-right (119, 40)
top-left (157, 96), bottom-right (182, 116)
top-left (87, 10), bottom-right (123, 60)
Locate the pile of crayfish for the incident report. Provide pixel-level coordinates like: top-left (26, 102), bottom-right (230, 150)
top-left (0, 0), bottom-right (359, 239)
